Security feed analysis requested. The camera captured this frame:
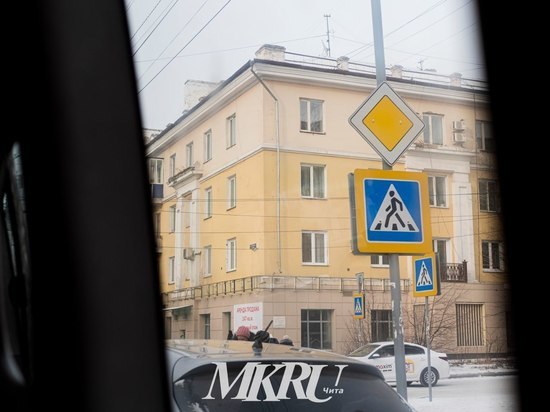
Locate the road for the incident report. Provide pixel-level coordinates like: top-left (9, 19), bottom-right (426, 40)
top-left (405, 375), bottom-right (519, 411)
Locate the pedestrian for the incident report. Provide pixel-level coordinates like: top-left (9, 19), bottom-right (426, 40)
top-left (279, 335), bottom-right (293, 346)
top-left (235, 325), bottom-right (251, 341)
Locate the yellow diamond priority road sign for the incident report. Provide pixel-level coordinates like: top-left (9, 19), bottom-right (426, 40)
top-left (349, 82), bottom-right (424, 165)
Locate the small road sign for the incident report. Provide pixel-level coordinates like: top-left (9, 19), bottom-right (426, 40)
top-left (413, 253), bottom-right (438, 297)
top-left (352, 169), bottom-right (432, 254)
top-left (353, 292), bottom-right (365, 319)
top-left (349, 82), bottom-right (424, 165)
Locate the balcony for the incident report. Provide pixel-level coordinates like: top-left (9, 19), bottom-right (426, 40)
top-left (161, 275), bottom-right (412, 308)
top-left (440, 260), bottom-right (468, 282)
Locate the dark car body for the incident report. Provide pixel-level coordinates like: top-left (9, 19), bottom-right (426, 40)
top-left (166, 339), bottom-right (415, 412)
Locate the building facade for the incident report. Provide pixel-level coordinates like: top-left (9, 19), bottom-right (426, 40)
top-left (146, 45), bottom-right (510, 356)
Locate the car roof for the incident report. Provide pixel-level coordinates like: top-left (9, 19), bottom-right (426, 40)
top-left (167, 339), bottom-right (385, 379)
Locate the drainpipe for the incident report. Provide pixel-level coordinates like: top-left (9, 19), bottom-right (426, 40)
top-left (250, 65), bottom-right (281, 273)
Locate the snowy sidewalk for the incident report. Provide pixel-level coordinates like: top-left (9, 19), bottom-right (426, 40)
top-left (449, 362), bottom-right (517, 379)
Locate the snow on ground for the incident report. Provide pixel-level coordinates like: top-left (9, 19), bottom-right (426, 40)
top-left (407, 375), bottom-right (519, 412)
top-left (449, 361), bottom-right (516, 378)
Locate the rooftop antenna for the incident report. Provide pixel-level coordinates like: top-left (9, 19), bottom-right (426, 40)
top-left (324, 14), bottom-right (331, 57)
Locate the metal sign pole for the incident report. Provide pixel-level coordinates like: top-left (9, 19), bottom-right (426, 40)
top-left (371, 0), bottom-right (407, 400)
top-left (425, 296), bottom-right (433, 401)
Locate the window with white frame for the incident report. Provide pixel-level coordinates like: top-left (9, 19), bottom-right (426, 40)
top-left (227, 114), bottom-right (236, 148)
top-left (301, 309), bottom-right (332, 349)
top-left (203, 245), bottom-right (212, 276)
top-left (148, 158), bottom-right (163, 184)
top-left (226, 238), bottom-right (236, 271)
top-left (301, 164), bottom-right (325, 199)
top-left (300, 98), bottom-right (324, 132)
top-left (422, 113), bottom-right (444, 145)
top-left (482, 240), bottom-right (505, 271)
top-left (428, 175), bottom-right (447, 207)
top-left (169, 205), bottom-right (176, 232)
top-left (476, 120), bottom-right (494, 151)
top-left (204, 129), bottom-right (212, 162)
top-left (227, 175), bottom-right (236, 209)
top-left (370, 255), bottom-right (389, 266)
top-left (302, 231), bottom-right (327, 265)
top-left (204, 187), bottom-right (212, 219)
top-left (186, 142), bottom-right (193, 168)
top-left (168, 256), bottom-right (175, 284)
top-left (169, 153), bottom-right (176, 177)
top-left (479, 179), bottom-right (500, 212)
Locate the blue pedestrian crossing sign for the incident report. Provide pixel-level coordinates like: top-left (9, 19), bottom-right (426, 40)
top-left (353, 292), bottom-right (365, 319)
top-left (413, 253), bottom-right (438, 297)
top-left (352, 169), bottom-right (432, 254)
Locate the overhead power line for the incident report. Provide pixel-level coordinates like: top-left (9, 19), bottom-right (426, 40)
top-left (138, 0), bottom-right (234, 94)
top-left (138, 0), bottom-right (210, 82)
top-left (133, 0), bottom-right (181, 57)
top-left (130, 0), bottom-right (162, 41)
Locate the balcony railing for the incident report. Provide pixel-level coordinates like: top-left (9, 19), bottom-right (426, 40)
top-left (440, 261), bottom-right (468, 282)
top-left (162, 275), bottom-right (412, 307)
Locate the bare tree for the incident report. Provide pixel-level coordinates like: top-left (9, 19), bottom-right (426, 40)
top-left (341, 291), bottom-right (391, 355)
top-left (403, 283), bottom-right (466, 351)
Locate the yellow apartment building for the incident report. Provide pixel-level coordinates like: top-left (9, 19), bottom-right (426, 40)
top-left (146, 45), bottom-right (510, 356)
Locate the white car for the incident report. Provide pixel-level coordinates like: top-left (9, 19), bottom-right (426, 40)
top-left (348, 341), bottom-right (450, 386)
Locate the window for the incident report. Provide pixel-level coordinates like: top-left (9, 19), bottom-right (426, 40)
top-left (422, 114), bottom-right (443, 145)
top-left (227, 175), bottom-right (236, 209)
top-left (168, 256), bottom-right (175, 284)
top-left (201, 314), bottom-right (211, 339)
top-left (204, 187), bottom-right (212, 219)
top-left (456, 304), bottom-right (484, 346)
top-left (476, 120), bottom-right (494, 151)
top-left (185, 142), bottom-right (193, 168)
top-left (226, 238), bottom-right (236, 271)
top-left (479, 179), bottom-right (500, 212)
top-left (370, 255), bottom-right (389, 267)
top-left (204, 129), bottom-right (212, 162)
top-left (301, 231), bottom-right (327, 264)
top-left (301, 164), bottom-right (325, 198)
top-left (169, 153), bottom-right (176, 177)
top-left (204, 245), bottom-right (212, 276)
top-left (300, 98), bottom-right (323, 132)
top-left (148, 158), bottom-right (163, 184)
top-left (482, 240), bottom-right (504, 271)
top-left (154, 212), bottom-right (161, 238)
top-left (227, 114), bottom-right (236, 148)
top-left (405, 345), bottom-right (425, 355)
top-left (301, 309), bottom-right (332, 349)
top-left (371, 309), bottom-right (393, 342)
top-left (169, 205), bottom-right (176, 232)
top-left (428, 175), bottom-right (447, 207)
top-left (433, 239), bottom-right (448, 270)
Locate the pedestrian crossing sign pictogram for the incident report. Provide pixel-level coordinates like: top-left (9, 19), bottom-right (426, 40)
top-left (352, 169), bottom-right (432, 254)
top-left (353, 292), bottom-right (365, 319)
top-left (413, 253), bottom-right (438, 297)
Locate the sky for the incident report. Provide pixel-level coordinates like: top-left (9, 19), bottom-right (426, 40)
top-left (124, 0), bottom-right (485, 129)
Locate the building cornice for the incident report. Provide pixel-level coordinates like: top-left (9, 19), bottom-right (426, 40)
top-left (146, 59), bottom-right (490, 158)
top-left (252, 61), bottom-right (490, 106)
